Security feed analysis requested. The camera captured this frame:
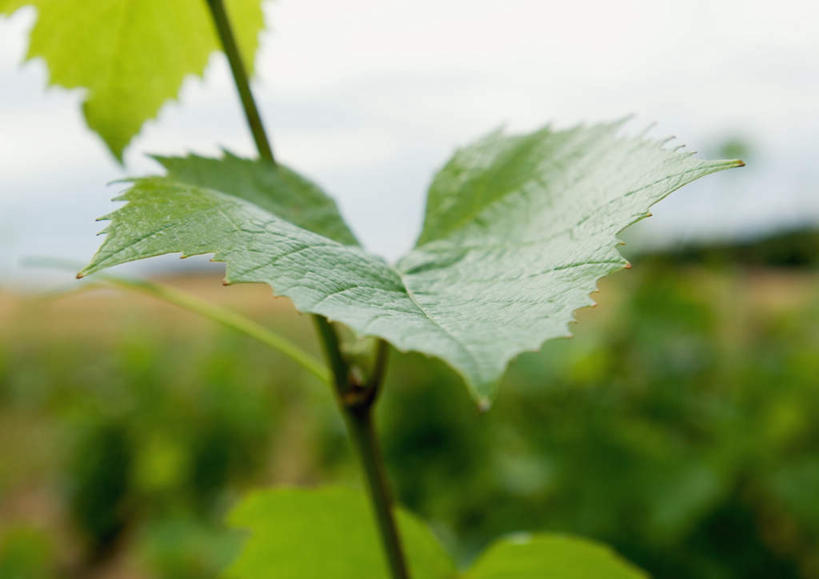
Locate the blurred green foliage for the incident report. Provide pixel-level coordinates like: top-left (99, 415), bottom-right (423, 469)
top-left (0, 526), bottom-right (54, 579)
top-left (1, 258), bottom-right (818, 578)
top-left (640, 229), bottom-right (819, 268)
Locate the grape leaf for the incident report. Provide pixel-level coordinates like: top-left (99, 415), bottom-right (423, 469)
top-left (79, 122), bottom-right (742, 403)
top-left (7, 0), bottom-right (264, 160)
top-left (466, 534), bottom-right (647, 579)
top-left (225, 487), bottom-right (456, 579)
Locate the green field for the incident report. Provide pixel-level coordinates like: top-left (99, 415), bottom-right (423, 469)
top-left (2, 261), bottom-right (819, 578)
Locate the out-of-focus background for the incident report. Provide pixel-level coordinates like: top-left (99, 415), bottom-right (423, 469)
top-left (1, 0), bottom-right (818, 577)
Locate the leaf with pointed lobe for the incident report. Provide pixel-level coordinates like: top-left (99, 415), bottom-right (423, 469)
top-left (80, 122), bottom-right (743, 403)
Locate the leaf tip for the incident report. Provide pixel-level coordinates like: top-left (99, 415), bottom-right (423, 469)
top-left (94, 126), bottom-right (128, 165)
top-left (718, 159), bottom-right (746, 170)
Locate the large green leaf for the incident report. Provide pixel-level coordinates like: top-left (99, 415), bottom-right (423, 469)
top-left (80, 122), bottom-right (742, 403)
top-left (225, 487), bottom-right (456, 579)
top-left (6, 0), bottom-right (264, 160)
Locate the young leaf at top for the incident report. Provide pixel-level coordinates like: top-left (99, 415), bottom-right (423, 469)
top-left (79, 122), bottom-right (743, 404)
top-left (225, 487), bottom-right (455, 579)
top-left (4, 0), bottom-right (264, 160)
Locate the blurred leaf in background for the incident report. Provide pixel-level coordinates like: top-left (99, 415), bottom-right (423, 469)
top-left (226, 486), bottom-right (456, 579)
top-left (226, 487), bottom-right (645, 578)
top-left (0, 526), bottom-right (55, 579)
top-left (1, 0), bottom-right (265, 159)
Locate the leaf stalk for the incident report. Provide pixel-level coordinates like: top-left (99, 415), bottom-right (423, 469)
top-left (24, 256), bottom-right (332, 384)
top-left (99, 275), bottom-right (331, 384)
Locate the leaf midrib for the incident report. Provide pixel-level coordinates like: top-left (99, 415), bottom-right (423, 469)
top-left (396, 268), bottom-right (481, 378)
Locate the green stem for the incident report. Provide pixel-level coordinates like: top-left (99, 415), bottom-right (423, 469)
top-left (205, 0), bottom-right (275, 164)
top-left (344, 397), bottom-right (410, 579)
top-left (312, 316), bottom-right (350, 390)
top-left (204, 2), bottom-right (411, 577)
top-left (367, 339), bottom-right (390, 390)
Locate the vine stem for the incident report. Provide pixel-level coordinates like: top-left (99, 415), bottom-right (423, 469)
top-left (205, 0), bottom-right (275, 164)
top-left (345, 398), bottom-right (410, 579)
top-left (204, 2), bottom-right (410, 577)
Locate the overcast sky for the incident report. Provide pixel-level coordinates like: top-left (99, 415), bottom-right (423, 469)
top-left (2, 0), bottom-right (818, 286)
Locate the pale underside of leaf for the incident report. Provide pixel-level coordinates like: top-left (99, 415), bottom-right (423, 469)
top-left (80, 123), bottom-right (743, 403)
top-left (11, 0), bottom-right (264, 159)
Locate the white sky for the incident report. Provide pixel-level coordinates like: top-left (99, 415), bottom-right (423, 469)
top-left (2, 0), bottom-right (818, 285)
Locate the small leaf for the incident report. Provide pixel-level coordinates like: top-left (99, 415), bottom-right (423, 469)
top-left (466, 534), bottom-right (648, 578)
top-left (12, 0), bottom-right (265, 160)
top-left (80, 124), bottom-right (743, 403)
top-left (225, 487), bottom-right (455, 579)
